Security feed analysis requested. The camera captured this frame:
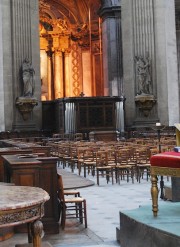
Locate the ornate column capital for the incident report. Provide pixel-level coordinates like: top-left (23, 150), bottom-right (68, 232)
top-left (46, 48), bottom-right (54, 57)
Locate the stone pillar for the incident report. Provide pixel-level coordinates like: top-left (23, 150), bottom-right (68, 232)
top-left (46, 49), bottom-right (54, 100)
top-left (0, 1), bottom-right (6, 131)
top-left (54, 49), bottom-right (64, 99)
top-left (121, 0), bottom-right (179, 127)
top-left (10, 0), bottom-right (41, 130)
top-left (155, 0), bottom-right (179, 126)
top-left (115, 96), bottom-right (126, 137)
top-left (98, 0), bottom-right (123, 97)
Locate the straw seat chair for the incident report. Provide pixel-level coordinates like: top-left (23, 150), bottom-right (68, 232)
top-left (115, 149), bottom-right (134, 184)
top-left (57, 174), bottom-right (87, 229)
top-left (82, 147), bottom-right (97, 177)
top-left (58, 143), bottom-right (72, 169)
top-left (95, 150), bottom-right (115, 185)
top-left (136, 148), bottom-right (151, 182)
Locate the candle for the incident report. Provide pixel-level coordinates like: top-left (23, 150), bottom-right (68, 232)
top-left (156, 122), bottom-right (161, 127)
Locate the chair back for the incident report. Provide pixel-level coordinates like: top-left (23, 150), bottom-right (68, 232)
top-left (96, 150), bottom-right (108, 167)
top-left (57, 174), bottom-right (65, 202)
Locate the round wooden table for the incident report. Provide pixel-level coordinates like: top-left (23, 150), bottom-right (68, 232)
top-left (0, 185), bottom-right (50, 247)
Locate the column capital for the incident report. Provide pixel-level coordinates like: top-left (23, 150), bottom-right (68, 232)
top-left (46, 48), bottom-right (54, 57)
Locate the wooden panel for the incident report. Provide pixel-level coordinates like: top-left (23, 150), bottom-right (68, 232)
top-left (42, 96), bottom-right (124, 134)
top-left (0, 148), bottom-right (32, 182)
top-left (2, 155), bottom-right (59, 234)
top-left (12, 169), bottom-right (39, 186)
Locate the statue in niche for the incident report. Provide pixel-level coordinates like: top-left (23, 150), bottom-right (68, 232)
top-left (15, 58), bottom-right (38, 121)
top-left (135, 53), bottom-right (151, 95)
top-left (22, 58), bottom-right (35, 97)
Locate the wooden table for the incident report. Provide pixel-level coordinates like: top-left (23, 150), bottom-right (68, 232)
top-left (0, 185), bottom-right (50, 247)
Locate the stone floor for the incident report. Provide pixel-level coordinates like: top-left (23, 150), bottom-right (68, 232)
top-left (1, 164), bottom-right (153, 247)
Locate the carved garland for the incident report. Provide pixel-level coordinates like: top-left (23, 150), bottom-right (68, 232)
top-left (0, 204), bottom-right (44, 226)
top-left (150, 166), bottom-right (180, 177)
top-left (71, 43), bottom-right (81, 96)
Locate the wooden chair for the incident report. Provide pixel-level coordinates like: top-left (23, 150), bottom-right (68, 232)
top-left (115, 149), bottom-right (134, 184)
top-left (95, 150), bottom-right (114, 185)
top-left (82, 147), bottom-right (96, 177)
top-left (136, 147), bottom-right (151, 183)
top-left (57, 174), bottom-right (87, 229)
top-left (58, 143), bottom-right (71, 169)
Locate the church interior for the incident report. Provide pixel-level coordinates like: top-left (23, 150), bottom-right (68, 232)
top-left (39, 0), bottom-right (103, 100)
top-left (1, 1), bottom-right (180, 247)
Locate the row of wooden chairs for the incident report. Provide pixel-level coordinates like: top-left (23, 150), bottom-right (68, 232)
top-left (54, 136), bottom-right (176, 228)
top-left (48, 139), bottom-right (173, 185)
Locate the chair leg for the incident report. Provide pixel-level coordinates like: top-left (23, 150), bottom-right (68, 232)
top-left (111, 169), bottom-right (114, 184)
top-left (83, 200), bottom-right (87, 228)
top-left (78, 203), bottom-right (83, 224)
top-left (97, 169), bottom-right (100, 185)
top-left (60, 205), bottom-right (66, 230)
top-left (84, 165), bottom-right (87, 177)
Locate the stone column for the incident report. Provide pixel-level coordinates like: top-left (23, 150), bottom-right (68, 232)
top-left (98, 0), bottom-right (122, 96)
top-left (155, 0), bottom-right (179, 126)
top-left (10, 0), bottom-right (41, 130)
top-left (46, 49), bottom-right (54, 100)
top-left (121, 0), bottom-right (179, 127)
top-left (0, 1), bottom-right (6, 131)
top-left (54, 49), bottom-right (64, 99)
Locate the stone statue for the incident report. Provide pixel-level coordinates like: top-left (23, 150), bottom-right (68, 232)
top-left (135, 54), bottom-right (151, 95)
top-left (22, 58), bottom-right (35, 97)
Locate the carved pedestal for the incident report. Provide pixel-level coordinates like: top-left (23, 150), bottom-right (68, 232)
top-left (16, 97), bottom-right (38, 121)
top-left (135, 94), bottom-right (156, 117)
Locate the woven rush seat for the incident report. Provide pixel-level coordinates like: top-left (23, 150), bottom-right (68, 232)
top-left (150, 151), bottom-right (180, 217)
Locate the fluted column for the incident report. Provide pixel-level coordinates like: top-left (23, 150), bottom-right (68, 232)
top-left (98, 0), bottom-right (122, 96)
top-left (54, 49), bottom-right (64, 99)
top-left (11, 0), bottom-right (41, 130)
top-left (46, 49), bottom-right (54, 100)
top-left (0, 2), bottom-right (5, 131)
top-left (115, 97), bottom-right (125, 135)
top-left (121, 0), bottom-right (179, 127)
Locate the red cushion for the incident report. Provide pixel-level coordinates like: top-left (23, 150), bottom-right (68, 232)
top-left (150, 152), bottom-right (180, 168)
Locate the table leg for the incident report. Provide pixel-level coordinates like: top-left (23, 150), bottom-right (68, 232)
top-left (27, 222), bottom-right (33, 243)
top-left (31, 220), bottom-right (43, 247)
top-left (151, 175), bottom-right (159, 217)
